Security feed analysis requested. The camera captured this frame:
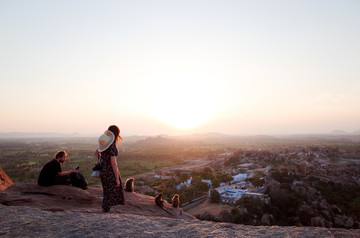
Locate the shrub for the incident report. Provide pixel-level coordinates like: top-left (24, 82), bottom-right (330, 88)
top-left (210, 189), bottom-right (221, 203)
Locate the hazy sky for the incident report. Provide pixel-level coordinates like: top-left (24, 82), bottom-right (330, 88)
top-left (1, 0), bottom-right (359, 136)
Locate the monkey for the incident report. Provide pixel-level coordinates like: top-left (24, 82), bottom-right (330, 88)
top-left (171, 194), bottom-right (180, 207)
top-left (124, 178), bottom-right (134, 192)
top-left (155, 193), bottom-right (172, 215)
top-left (171, 194), bottom-right (183, 215)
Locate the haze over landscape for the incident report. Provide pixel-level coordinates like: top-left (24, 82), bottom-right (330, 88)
top-left (1, 1), bottom-right (359, 136)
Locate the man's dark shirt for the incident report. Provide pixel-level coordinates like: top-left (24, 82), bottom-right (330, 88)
top-left (38, 159), bottom-right (62, 186)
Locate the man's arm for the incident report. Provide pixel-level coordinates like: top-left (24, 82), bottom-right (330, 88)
top-left (58, 167), bottom-right (77, 176)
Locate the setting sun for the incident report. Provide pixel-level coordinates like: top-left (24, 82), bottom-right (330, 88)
top-left (144, 71), bottom-right (216, 129)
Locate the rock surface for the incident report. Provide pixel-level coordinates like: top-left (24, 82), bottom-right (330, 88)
top-left (0, 181), bottom-right (192, 219)
top-left (1, 205), bottom-right (359, 238)
top-left (1, 181), bottom-right (359, 237)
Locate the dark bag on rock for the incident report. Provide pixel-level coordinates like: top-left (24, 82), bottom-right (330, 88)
top-left (71, 172), bottom-right (88, 189)
top-left (92, 162), bottom-right (102, 171)
top-left (91, 154), bottom-right (102, 179)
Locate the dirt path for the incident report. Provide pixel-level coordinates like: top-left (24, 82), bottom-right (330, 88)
top-left (186, 198), bottom-right (234, 217)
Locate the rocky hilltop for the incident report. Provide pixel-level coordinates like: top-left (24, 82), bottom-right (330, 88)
top-left (2, 204), bottom-right (359, 238)
top-left (0, 181), bottom-right (191, 219)
top-left (0, 169), bottom-right (359, 237)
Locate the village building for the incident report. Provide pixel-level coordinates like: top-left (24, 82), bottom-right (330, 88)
top-left (212, 172), bottom-right (269, 205)
top-left (232, 173), bottom-right (247, 182)
top-left (176, 177), bottom-right (192, 189)
top-left (176, 177), bottom-right (212, 190)
top-left (243, 192), bottom-right (270, 203)
top-left (218, 188), bottom-right (248, 204)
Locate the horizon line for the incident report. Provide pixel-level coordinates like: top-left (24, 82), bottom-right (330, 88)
top-left (0, 130), bottom-right (360, 139)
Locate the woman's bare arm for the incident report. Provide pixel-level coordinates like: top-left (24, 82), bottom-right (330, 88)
top-left (110, 156), bottom-right (120, 187)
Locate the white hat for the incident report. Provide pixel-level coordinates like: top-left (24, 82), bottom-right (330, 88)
top-left (98, 130), bottom-right (115, 152)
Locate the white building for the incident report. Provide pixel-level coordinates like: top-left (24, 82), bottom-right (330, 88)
top-left (176, 177), bottom-right (213, 190)
top-left (176, 177), bottom-right (192, 190)
top-left (232, 173), bottom-right (247, 182)
top-left (215, 184), bottom-right (248, 204)
top-left (221, 189), bottom-right (247, 198)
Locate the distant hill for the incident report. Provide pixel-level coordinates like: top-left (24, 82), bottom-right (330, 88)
top-left (329, 129), bottom-right (360, 135)
top-left (1, 130), bottom-right (360, 139)
top-left (352, 129), bottom-right (360, 135)
top-left (0, 132), bottom-right (81, 138)
top-left (330, 130), bottom-right (348, 135)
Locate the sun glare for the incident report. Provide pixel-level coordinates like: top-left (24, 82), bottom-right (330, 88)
top-left (145, 72), bottom-right (216, 129)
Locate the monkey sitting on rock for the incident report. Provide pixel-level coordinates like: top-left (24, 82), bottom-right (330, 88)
top-left (155, 193), bottom-right (172, 215)
top-left (124, 178), bottom-right (134, 192)
top-left (171, 194), bottom-right (183, 215)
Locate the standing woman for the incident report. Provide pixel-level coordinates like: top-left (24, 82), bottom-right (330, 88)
top-left (96, 125), bottom-right (125, 212)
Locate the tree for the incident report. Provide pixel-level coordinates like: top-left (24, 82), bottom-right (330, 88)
top-left (216, 173), bottom-right (233, 184)
top-left (210, 189), bottom-right (221, 203)
top-left (179, 173), bottom-right (190, 183)
top-left (165, 178), bottom-right (178, 190)
top-left (191, 176), bottom-right (210, 192)
top-left (212, 178), bottom-right (220, 188)
top-left (247, 177), bottom-right (264, 187)
top-left (184, 185), bottom-right (196, 201)
top-left (219, 209), bottom-right (233, 222)
top-left (236, 196), bottom-right (266, 215)
top-left (200, 167), bottom-right (213, 180)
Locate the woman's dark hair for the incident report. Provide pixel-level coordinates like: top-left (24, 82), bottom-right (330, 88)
top-left (108, 125), bottom-right (123, 145)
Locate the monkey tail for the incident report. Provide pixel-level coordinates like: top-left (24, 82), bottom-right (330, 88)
top-left (161, 206), bottom-right (173, 215)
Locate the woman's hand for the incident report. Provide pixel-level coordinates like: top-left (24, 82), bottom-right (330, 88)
top-left (94, 149), bottom-right (99, 158)
top-left (115, 178), bottom-right (120, 187)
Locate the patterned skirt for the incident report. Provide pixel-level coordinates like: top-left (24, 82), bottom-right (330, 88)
top-left (100, 162), bottom-right (125, 211)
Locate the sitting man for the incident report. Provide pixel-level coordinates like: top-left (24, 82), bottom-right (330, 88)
top-left (38, 150), bottom-right (79, 186)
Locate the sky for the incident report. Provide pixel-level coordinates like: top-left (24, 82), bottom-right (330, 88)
top-left (1, 0), bottom-right (359, 136)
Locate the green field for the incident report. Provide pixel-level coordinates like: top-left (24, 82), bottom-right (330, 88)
top-left (0, 136), bottom-right (225, 185)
